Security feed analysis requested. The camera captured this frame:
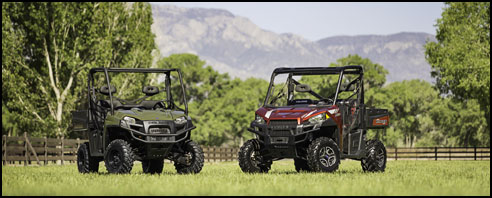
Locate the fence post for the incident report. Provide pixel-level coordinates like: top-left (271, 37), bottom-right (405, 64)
top-left (44, 137), bottom-right (48, 165)
top-left (3, 135), bottom-right (7, 165)
top-left (435, 147), bottom-right (437, 161)
top-left (24, 132), bottom-right (28, 166)
top-left (213, 146), bottom-right (216, 162)
top-left (395, 147), bottom-right (398, 161)
top-left (474, 147), bottom-right (477, 161)
top-left (61, 136), bottom-right (64, 165)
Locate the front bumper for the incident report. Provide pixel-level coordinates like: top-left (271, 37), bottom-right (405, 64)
top-left (123, 120), bottom-right (195, 143)
top-left (247, 120), bottom-right (321, 158)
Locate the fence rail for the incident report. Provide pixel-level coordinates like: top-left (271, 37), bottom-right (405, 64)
top-left (387, 147), bottom-right (490, 160)
top-left (2, 135), bottom-right (490, 165)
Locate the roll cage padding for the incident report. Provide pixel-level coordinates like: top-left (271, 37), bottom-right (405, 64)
top-left (295, 84), bottom-right (312, 92)
top-left (142, 86), bottom-right (159, 96)
top-left (99, 85), bottom-right (116, 95)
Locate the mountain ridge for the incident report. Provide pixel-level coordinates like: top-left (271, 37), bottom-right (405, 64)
top-left (151, 4), bottom-right (437, 83)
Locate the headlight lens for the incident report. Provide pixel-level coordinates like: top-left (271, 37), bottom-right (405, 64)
top-left (123, 116), bottom-right (136, 124)
top-left (309, 113), bottom-right (326, 124)
top-left (174, 117), bottom-right (187, 125)
top-left (255, 114), bottom-right (265, 124)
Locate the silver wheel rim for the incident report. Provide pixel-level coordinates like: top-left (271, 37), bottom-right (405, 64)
top-left (250, 150), bottom-right (260, 167)
top-left (319, 146), bottom-right (336, 167)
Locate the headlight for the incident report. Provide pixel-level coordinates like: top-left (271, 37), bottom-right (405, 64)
top-left (123, 116), bottom-right (136, 124)
top-left (174, 117), bottom-right (187, 125)
top-left (255, 114), bottom-right (265, 124)
top-left (121, 116), bottom-right (137, 128)
top-left (309, 113), bottom-right (326, 124)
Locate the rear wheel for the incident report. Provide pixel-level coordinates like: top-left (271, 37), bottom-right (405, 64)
top-left (142, 159), bottom-right (164, 174)
top-left (174, 140), bottom-right (204, 174)
top-left (104, 139), bottom-right (135, 174)
top-left (307, 137), bottom-right (340, 172)
top-left (77, 143), bottom-right (99, 173)
top-left (294, 158), bottom-right (312, 172)
top-left (361, 139), bottom-right (387, 172)
top-left (238, 139), bottom-right (272, 173)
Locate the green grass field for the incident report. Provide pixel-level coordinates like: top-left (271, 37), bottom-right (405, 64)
top-left (2, 160), bottom-right (490, 196)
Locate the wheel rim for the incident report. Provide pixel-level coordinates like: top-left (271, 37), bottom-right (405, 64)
top-left (249, 149), bottom-right (260, 167)
top-left (108, 149), bottom-right (122, 169)
top-left (319, 146), bottom-right (336, 167)
top-left (182, 150), bottom-right (194, 166)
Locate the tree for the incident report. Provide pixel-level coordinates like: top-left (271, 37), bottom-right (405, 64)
top-left (330, 54), bottom-right (388, 90)
top-left (2, 2), bottom-right (155, 138)
top-left (368, 80), bottom-right (440, 147)
top-left (425, 2), bottom-right (490, 132)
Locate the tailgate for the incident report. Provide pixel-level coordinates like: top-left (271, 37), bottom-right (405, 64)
top-left (365, 108), bottom-right (389, 129)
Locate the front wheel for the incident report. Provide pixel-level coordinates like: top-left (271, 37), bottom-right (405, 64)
top-left (361, 139), bottom-right (387, 172)
top-left (307, 137), bottom-right (341, 172)
top-left (238, 139), bottom-right (272, 173)
top-left (104, 139), bottom-right (135, 174)
top-left (173, 140), bottom-right (204, 174)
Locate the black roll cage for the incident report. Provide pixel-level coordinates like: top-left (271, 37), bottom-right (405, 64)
top-left (263, 65), bottom-right (364, 107)
top-left (88, 67), bottom-right (189, 116)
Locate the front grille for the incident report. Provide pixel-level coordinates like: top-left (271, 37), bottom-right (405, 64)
top-left (269, 120), bottom-right (298, 126)
top-left (269, 130), bottom-right (292, 136)
top-left (269, 120), bottom-right (297, 132)
top-left (148, 127), bottom-right (171, 134)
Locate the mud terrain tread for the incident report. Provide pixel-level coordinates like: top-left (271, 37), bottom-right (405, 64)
top-left (361, 139), bottom-right (387, 172)
top-left (238, 139), bottom-right (272, 173)
top-left (77, 142), bottom-right (99, 173)
top-left (174, 140), bottom-right (204, 174)
top-left (307, 137), bottom-right (340, 172)
top-left (104, 139), bottom-right (135, 174)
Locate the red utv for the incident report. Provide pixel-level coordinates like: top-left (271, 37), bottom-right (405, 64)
top-left (238, 66), bottom-right (389, 173)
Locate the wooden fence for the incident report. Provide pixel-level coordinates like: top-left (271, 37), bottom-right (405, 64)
top-left (387, 147), bottom-right (490, 160)
top-left (2, 135), bottom-right (490, 166)
top-left (2, 133), bottom-right (85, 166)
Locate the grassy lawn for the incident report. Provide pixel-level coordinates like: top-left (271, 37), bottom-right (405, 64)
top-left (2, 160), bottom-right (490, 196)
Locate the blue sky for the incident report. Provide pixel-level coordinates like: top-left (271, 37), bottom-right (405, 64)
top-left (152, 2), bottom-right (445, 41)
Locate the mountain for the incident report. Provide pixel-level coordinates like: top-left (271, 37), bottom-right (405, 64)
top-left (151, 4), bottom-right (437, 83)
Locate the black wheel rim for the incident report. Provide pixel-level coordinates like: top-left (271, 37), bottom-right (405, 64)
top-left (319, 146), bottom-right (336, 167)
top-left (108, 149), bottom-right (122, 170)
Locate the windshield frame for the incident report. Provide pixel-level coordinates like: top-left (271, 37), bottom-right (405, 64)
top-left (88, 67), bottom-right (188, 115)
top-left (263, 66), bottom-right (364, 107)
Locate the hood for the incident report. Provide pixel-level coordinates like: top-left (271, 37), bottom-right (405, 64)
top-left (114, 109), bottom-right (185, 121)
top-left (256, 106), bottom-right (336, 122)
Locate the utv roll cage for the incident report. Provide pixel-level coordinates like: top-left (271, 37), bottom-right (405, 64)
top-left (87, 68), bottom-right (188, 131)
top-left (263, 65), bottom-right (364, 107)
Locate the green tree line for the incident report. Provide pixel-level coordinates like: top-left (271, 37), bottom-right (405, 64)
top-left (2, 2), bottom-right (489, 147)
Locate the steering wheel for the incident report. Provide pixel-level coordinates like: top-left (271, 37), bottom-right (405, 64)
top-left (320, 98), bottom-right (334, 104)
top-left (153, 101), bottom-right (166, 109)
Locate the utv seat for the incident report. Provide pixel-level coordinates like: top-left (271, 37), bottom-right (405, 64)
top-left (97, 85), bottom-right (122, 109)
top-left (139, 86), bottom-right (164, 109)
